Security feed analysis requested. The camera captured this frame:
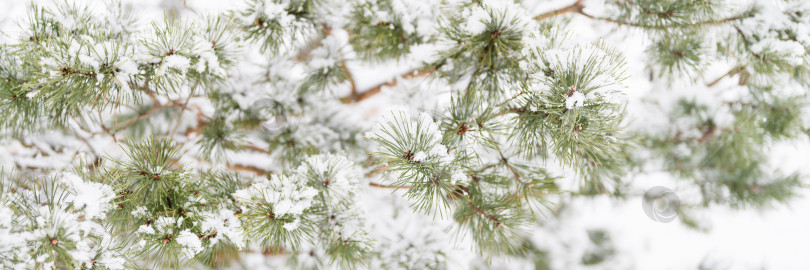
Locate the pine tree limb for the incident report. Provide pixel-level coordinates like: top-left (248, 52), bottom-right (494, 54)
top-left (226, 163), bottom-right (269, 176)
top-left (340, 61), bottom-right (358, 96)
top-left (487, 132), bottom-right (523, 184)
top-left (295, 25), bottom-right (331, 62)
top-left (169, 80), bottom-right (200, 138)
top-left (101, 120), bottom-right (118, 143)
top-left (129, 79), bottom-right (159, 105)
top-left (111, 101), bottom-right (181, 132)
top-left (457, 185), bottom-right (500, 223)
top-left (576, 10), bottom-right (752, 29)
top-left (369, 182), bottom-right (410, 189)
top-left (182, 110), bottom-right (210, 137)
top-left (182, 0), bottom-right (198, 15)
top-left (706, 66), bottom-right (743, 87)
top-left (732, 25), bottom-right (764, 61)
top-left (240, 144), bottom-right (269, 154)
top-left (340, 67), bottom-right (437, 103)
top-left (533, 0), bottom-right (584, 21)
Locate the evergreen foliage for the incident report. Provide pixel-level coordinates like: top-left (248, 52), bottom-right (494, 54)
top-left (1, 0), bottom-right (808, 269)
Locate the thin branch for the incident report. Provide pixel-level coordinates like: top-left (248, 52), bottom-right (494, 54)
top-left (365, 164), bottom-right (388, 177)
top-left (369, 182), bottom-right (410, 189)
top-left (69, 119), bottom-right (101, 171)
top-left (732, 25), bottom-right (764, 60)
top-left (533, 0), bottom-right (584, 21)
top-left (577, 10), bottom-right (752, 30)
top-left (226, 163), bottom-right (269, 176)
top-left (697, 123), bottom-right (716, 143)
top-left (182, 107), bottom-right (210, 137)
top-left (457, 185), bottom-right (501, 224)
top-left (340, 67), bottom-right (437, 103)
top-left (240, 144), bottom-right (269, 154)
top-left (295, 25), bottom-right (332, 62)
top-left (97, 110), bottom-right (118, 144)
top-left (169, 80), bottom-right (200, 138)
top-left (487, 132), bottom-right (523, 184)
top-left (340, 61), bottom-right (358, 96)
top-left (706, 66), bottom-right (743, 87)
top-left (467, 197), bottom-right (500, 223)
top-left (182, 0), bottom-right (198, 15)
top-left (111, 101), bottom-right (179, 132)
top-left (129, 79), bottom-right (159, 105)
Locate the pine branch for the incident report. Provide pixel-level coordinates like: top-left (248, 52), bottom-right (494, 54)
top-left (295, 24), bottom-right (332, 62)
top-left (129, 79), bottom-right (160, 105)
top-left (340, 61), bottom-right (358, 96)
top-left (3, 1), bottom-right (806, 268)
top-left (111, 101), bottom-right (182, 132)
top-left (182, 110), bottom-right (211, 137)
top-left (533, 0), bottom-right (584, 21)
top-left (97, 111), bottom-right (119, 143)
top-left (369, 182), bottom-right (409, 189)
top-left (225, 163), bottom-right (269, 176)
top-left (732, 25), bottom-right (764, 60)
top-left (531, 0), bottom-right (752, 29)
top-left (169, 80), bottom-right (200, 138)
top-left (458, 185), bottom-right (501, 225)
top-left (576, 10), bottom-right (752, 30)
top-left (340, 66), bottom-right (437, 103)
top-left (240, 144), bottom-right (270, 154)
top-left (365, 164), bottom-right (388, 177)
top-left (697, 123), bottom-right (716, 143)
top-left (182, 0), bottom-right (197, 15)
top-left (487, 132), bottom-right (523, 184)
top-left (706, 66), bottom-right (743, 87)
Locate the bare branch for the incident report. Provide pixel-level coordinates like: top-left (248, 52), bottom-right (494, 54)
top-left (340, 67), bottom-right (437, 104)
top-left (533, 0), bottom-right (584, 21)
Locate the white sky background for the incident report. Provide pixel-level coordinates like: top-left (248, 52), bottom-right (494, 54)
top-left (1, 0), bottom-right (809, 269)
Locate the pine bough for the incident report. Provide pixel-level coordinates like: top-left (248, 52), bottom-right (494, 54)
top-left (0, 0), bottom-right (808, 269)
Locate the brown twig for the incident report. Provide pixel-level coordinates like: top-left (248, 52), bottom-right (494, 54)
top-left (577, 9), bottom-right (750, 29)
top-left (111, 101), bottom-right (181, 132)
top-left (533, 0), bottom-right (584, 21)
top-left (340, 67), bottom-right (437, 103)
top-left (169, 80), bottom-right (200, 138)
top-left (129, 79), bottom-right (159, 105)
top-left (486, 132), bottom-right (523, 184)
top-left (732, 25), bottom-right (764, 61)
top-left (365, 164), bottom-right (389, 177)
top-left (182, 107), bottom-right (210, 137)
top-left (182, 0), bottom-right (198, 15)
top-left (226, 163), bottom-right (269, 176)
top-left (369, 182), bottom-right (410, 189)
top-left (706, 66), bottom-right (743, 87)
top-left (340, 61), bottom-right (358, 96)
top-left (96, 110), bottom-right (118, 144)
top-left (295, 25), bottom-right (332, 62)
top-left (697, 123), bottom-right (717, 143)
top-left (457, 185), bottom-right (501, 223)
top-left (240, 144), bottom-right (270, 154)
